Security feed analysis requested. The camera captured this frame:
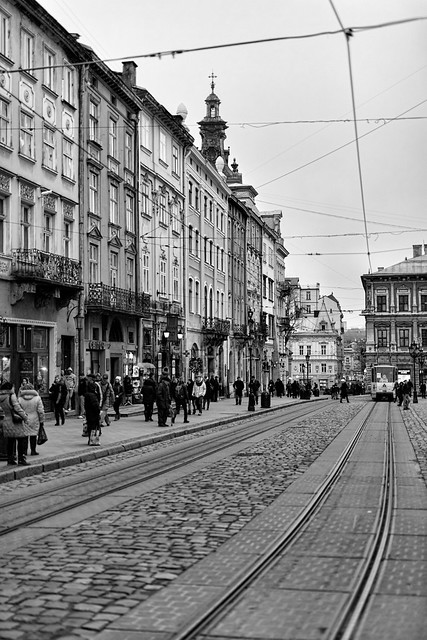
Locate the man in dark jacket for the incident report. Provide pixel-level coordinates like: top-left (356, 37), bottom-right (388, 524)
top-left (142, 374), bottom-right (156, 422)
top-left (174, 376), bottom-right (189, 423)
top-left (233, 376), bottom-right (244, 405)
top-left (156, 368), bottom-right (171, 427)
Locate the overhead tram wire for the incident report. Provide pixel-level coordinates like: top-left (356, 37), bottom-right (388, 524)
top-left (6, 17), bottom-right (426, 75)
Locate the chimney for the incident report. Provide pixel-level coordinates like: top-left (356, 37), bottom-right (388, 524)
top-left (122, 61), bottom-right (137, 88)
top-left (378, 267), bottom-right (384, 271)
top-left (413, 244), bottom-right (422, 258)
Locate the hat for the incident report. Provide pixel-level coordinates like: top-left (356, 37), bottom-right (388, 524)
top-left (66, 368), bottom-right (73, 373)
top-left (162, 367), bottom-right (169, 375)
top-left (115, 376), bottom-right (121, 381)
top-left (102, 374), bottom-right (109, 380)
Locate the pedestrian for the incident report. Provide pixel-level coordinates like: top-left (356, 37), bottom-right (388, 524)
top-left (112, 376), bottom-right (124, 420)
top-left (340, 379), bottom-right (349, 403)
top-left (250, 376), bottom-right (261, 404)
top-left (18, 382), bottom-right (45, 457)
top-left (402, 380), bottom-right (411, 410)
top-left (420, 381), bottom-right (426, 399)
top-left (77, 373), bottom-right (87, 418)
top-left (396, 382), bottom-right (404, 406)
top-left (0, 380), bottom-right (30, 466)
top-left (212, 376), bottom-right (220, 402)
top-left (64, 367), bottom-right (76, 412)
top-left (233, 376), bottom-right (244, 405)
top-left (174, 376), bottom-right (189, 423)
top-left (84, 380), bottom-right (101, 444)
top-left (156, 367), bottom-right (171, 427)
top-left (186, 378), bottom-right (195, 415)
top-left (193, 373), bottom-right (206, 416)
top-left (141, 373), bottom-right (156, 422)
top-left (275, 378), bottom-right (284, 398)
top-left (49, 374), bottom-right (68, 425)
top-left (203, 375), bottom-right (211, 411)
top-left (123, 375), bottom-right (133, 405)
top-left (268, 380), bottom-right (275, 396)
top-left (100, 374), bottom-right (114, 426)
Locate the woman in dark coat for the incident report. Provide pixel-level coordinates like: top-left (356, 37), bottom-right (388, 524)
top-left (49, 375), bottom-right (68, 426)
top-left (112, 376), bottom-right (124, 420)
top-left (0, 381), bottom-right (30, 465)
top-left (142, 375), bottom-right (156, 422)
top-left (84, 380), bottom-right (101, 444)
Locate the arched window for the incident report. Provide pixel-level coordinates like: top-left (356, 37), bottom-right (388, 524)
top-left (204, 285), bottom-right (208, 319)
top-left (189, 278), bottom-right (193, 313)
top-left (209, 288), bottom-right (213, 318)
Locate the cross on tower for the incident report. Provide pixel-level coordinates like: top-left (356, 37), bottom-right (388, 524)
top-left (209, 71), bottom-right (217, 92)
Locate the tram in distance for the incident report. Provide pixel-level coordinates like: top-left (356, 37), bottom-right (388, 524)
top-left (371, 364), bottom-right (398, 401)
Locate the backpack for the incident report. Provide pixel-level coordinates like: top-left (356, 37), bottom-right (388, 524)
top-left (175, 383), bottom-right (184, 398)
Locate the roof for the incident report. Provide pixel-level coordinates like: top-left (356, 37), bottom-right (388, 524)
top-left (363, 254), bottom-right (427, 278)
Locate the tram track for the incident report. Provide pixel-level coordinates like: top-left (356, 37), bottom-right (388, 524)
top-left (165, 400), bottom-right (395, 640)
top-left (0, 401), bottom-right (330, 537)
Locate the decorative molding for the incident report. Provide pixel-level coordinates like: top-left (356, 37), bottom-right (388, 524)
top-left (20, 182), bottom-right (35, 202)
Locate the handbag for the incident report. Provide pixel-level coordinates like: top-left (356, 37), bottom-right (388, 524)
top-left (89, 426), bottom-right (101, 446)
top-left (82, 422), bottom-right (88, 437)
top-left (37, 424), bottom-right (48, 445)
top-left (9, 396), bottom-right (24, 424)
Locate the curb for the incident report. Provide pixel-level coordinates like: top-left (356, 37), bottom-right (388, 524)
top-left (0, 398), bottom-right (328, 484)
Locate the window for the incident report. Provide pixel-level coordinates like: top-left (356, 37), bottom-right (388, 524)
top-left (21, 205), bottom-right (32, 249)
top-left (398, 328), bottom-right (410, 347)
top-left (188, 181), bottom-right (193, 206)
top-left (195, 188), bottom-right (199, 211)
top-left (210, 201), bottom-right (213, 223)
top-left (268, 278), bottom-right (274, 301)
top-left (398, 294), bottom-right (409, 312)
top-left (377, 329), bottom-right (388, 347)
top-left (306, 291), bottom-right (311, 300)
top-left (140, 181), bottom-right (149, 217)
top-left (307, 345), bottom-right (311, 355)
top-left (321, 344), bottom-right (326, 355)
top-left (20, 111), bottom-right (34, 158)
top-left (221, 248), bottom-right (224, 272)
top-left (109, 118), bottom-right (117, 158)
top-left (195, 280), bottom-right (200, 314)
top-left (421, 328), bottom-right (427, 348)
top-left (0, 198), bottom-right (4, 253)
top-left (43, 126), bottom-right (56, 170)
top-left (209, 240), bottom-right (213, 266)
top-left (306, 305), bottom-right (311, 314)
top-left (140, 113), bottom-right (151, 150)
top-left (188, 225), bottom-right (193, 253)
top-left (204, 196), bottom-right (208, 218)
top-left (125, 131), bottom-right (133, 170)
top-left (0, 9), bottom-right (10, 58)
top-left (262, 275), bottom-right (267, 298)
top-left (0, 97), bottom-right (9, 146)
top-left (89, 243), bottom-right (99, 282)
top-left (321, 363), bottom-right (327, 373)
top-left (171, 202), bottom-right (180, 234)
top-left (420, 294), bottom-right (427, 312)
top-left (173, 263), bottom-right (179, 300)
top-left (109, 183), bottom-right (119, 225)
top-left (204, 236), bottom-right (207, 263)
top-left (320, 323), bottom-right (326, 331)
top-left (43, 214), bottom-right (53, 253)
top-left (89, 100), bottom-right (99, 142)
top-left (110, 251), bottom-right (118, 287)
top-left (159, 193), bottom-right (167, 225)
top-left (89, 171), bottom-right (99, 214)
top-left (43, 46), bottom-right (56, 90)
top-left (172, 145), bottom-right (179, 174)
top-left (159, 258), bottom-right (166, 295)
top-left (126, 256), bottom-right (134, 290)
top-left (376, 295), bottom-right (387, 312)
top-left (62, 138), bottom-right (74, 179)
top-left (195, 230), bottom-right (199, 257)
top-left (142, 252), bottom-right (150, 292)
top-left (63, 64), bottom-right (74, 104)
top-left (159, 130), bottom-right (167, 163)
top-left (189, 278), bottom-right (194, 313)
top-left (21, 29), bottom-right (34, 71)
top-left (125, 193), bottom-right (134, 233)
top-left (299, 345), bottom-right (304, 356)
top-left (299, 363), bottom-right (305, 374)
top-left (63, 221), bottom-right (71, 258)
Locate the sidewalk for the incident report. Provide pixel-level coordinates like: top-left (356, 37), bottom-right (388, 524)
top-left (0, 394), bottom-right (328, 483)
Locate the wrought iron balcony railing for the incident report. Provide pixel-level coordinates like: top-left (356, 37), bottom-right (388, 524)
top-left (231, 322), bottom-right (247, 337)
top-left (11, 249), bottom-right (82, 287)
top-left (86, 283), bottom-right (150, 316)
top-left (202, 317), bottom-right (230, 336)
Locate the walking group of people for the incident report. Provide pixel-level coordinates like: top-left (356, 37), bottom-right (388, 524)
top-left (0, 379), bottom-right (45, 465)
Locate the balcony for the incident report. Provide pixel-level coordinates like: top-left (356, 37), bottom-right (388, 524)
top-left (231, 322), bottom-right (247, 337)
top-left (202, 317), bottom-right (230, 346)
top-left (86, 283), bottom-right (150, 316)
top-left (11, 249), bottom-right (82, 287)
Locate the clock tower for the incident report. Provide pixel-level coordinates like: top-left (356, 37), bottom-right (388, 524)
top-left (198, 73), bottom-right (229, 167)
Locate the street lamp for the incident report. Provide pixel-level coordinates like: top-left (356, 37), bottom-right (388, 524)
top-left (247, 310), bottom-right (255, 412)
top-left (305, 353), bottom-right (311, 387)
top-left (409, 341), bottom-right (420, 404)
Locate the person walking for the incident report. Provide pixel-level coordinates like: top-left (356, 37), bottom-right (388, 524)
top-left (84, 380), bottom-right (101, 444)
top-left (141, 374), bottom-right (156, 422)
top-left (275, 378), bottom-right (284, 398)
top-left (0, 380), bottom-right (30, 465)
top-left (112, 376), bottom-right (124, 420)
top-left (203, 375), bottom-right (212, 411)
top-left (77, 373), bottom-right (87, 419)
top-left (340, 379), bottom-right (349, 403)
top-left (233, 376), bottom-right (244, 405)
top-left (18, 382), bottom-right (45, 457)
top-left (174, 377), bottom-right (189, 423)
top-left (156, 368), bottom-right (171, 427)
top-left (123, 375), bottom-right (133, 405)
top-left (49, 374), bottom-right (68, 425)
top-left (64, 367), bottom-right (76, 412)
top-left (420, 381), bottom-right (426, 399)
top-left (186, 378), bottom-right (195, 415)
top-left (193, 374), bottom-right (206, 416)
top-left (402, 380), bottom-right (411, 410)
top-left (100, 374), bottom-right (114, 426)
top-left (250, 376), bottom-right (261, 404)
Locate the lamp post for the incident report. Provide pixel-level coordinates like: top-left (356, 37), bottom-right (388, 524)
top-left (305, 353), bottom-right (311, 391)
top-left (409, 341), bottom-right (420, 404)
top-left (247, 310), bottom-right (255, 411)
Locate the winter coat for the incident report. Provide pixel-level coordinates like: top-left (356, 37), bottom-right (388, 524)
top-left (49, 380), bottom-right (68, 407)
top-left (123, 376), bottom-right (133, 395)
top-left (142, 378), bottom-right (156, 404)
top-left (0, 389), bottom-right (31, 438)
top-left (233, 379), bottom-right (244, 395)
top-left (174, 381), bottom-right (189, 402)
top-left (156, 376), bottom-right (171, 410)
top-left (18, 388), bottom-right (45, 437)
top-left (84, 390), bottom-right (100, 426)
top-left (100, 381), bottom-right (114, 410)
top-left (193, 380), bottom-right (206, 399)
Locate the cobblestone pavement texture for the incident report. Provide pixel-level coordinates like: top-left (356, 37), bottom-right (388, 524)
top-left (0, 398), bottom-right (426, 639)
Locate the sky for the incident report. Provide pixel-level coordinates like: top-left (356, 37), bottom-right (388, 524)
top-left (39, 0), bottom-right (427, 329)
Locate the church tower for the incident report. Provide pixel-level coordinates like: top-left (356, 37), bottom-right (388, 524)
top-left (198, 73), bottom-right (229, 166)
